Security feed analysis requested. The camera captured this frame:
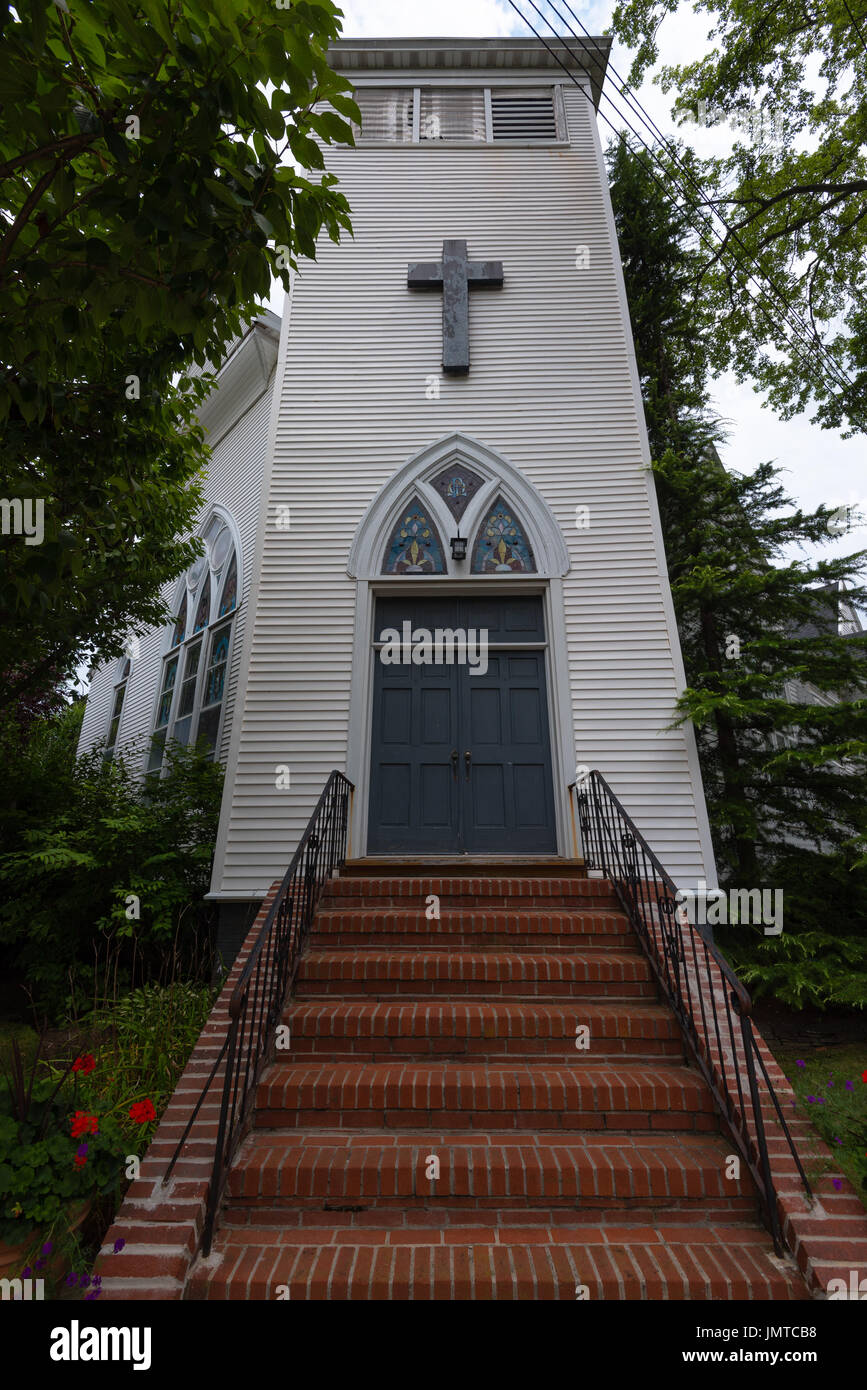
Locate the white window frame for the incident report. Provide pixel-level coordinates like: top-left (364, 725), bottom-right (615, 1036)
top-left (145, 508), bottom-right (241, 775)
top-left (353, 82), bottom-right (568, 147)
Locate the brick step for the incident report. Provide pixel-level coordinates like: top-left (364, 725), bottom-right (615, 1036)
top-left (282, 1001), bottom-right (683, 1060)
top-left (309, 907), bottom-right (635, 950)
top-left (342, 858), bottom-right (589, 877)
top-left (296, 949), bottom-right (657, 999)
top-left (323, 876), bottom-right (621, 911)
top-left (189, 1225), bottom-right (807, 1300)
top-left (254, 1061), bottom-right (715, 1131)
top-left (226, 1131), bottom-right (756, 1211)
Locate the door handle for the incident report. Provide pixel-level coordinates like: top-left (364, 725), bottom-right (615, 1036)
top-left (464, 750), bottom-right (472, 780)
top-left (450, 749), bottom-right (458, 780)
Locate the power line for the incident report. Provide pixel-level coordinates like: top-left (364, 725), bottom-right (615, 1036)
top-left (504, 0), bottom-right (860, 419)
top-left (553, 0), bottom-right (859, 395)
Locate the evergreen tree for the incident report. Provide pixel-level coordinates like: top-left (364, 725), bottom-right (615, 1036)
top-left (608, 135), bottom-right (867, 1007)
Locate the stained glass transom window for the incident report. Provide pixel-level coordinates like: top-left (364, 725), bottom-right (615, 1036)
top-left (471, 498), bottom-right (536, 574)
top-left (382, 502), bottom-right (446, 575)
top-left (430, 465), bottom-right (484, 523)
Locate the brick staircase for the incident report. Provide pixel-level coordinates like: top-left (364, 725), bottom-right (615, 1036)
top-left (189, 861), bottom-right (808, 1300)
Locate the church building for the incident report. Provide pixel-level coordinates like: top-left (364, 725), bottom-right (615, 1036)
top-left (79, 35), bottom-right (717, 956)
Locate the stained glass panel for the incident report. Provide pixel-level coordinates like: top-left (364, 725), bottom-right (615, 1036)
top-left (210, 525), bottom-right (232, 572)
top-left (171, 594), bottom-right (187, 647)
top-left (218, 554), bottom-right (237, 616)
top-left (204, 628), bottom-right (230, 708)
top-left (382, 501), bottom-right (446, 575)
top-left (431, 465), bottom-right (484, 522)
top-left (156, 657), bottom-right (178, 728)
top-left (470, 498), bottom-right (536, 573)
top-left (177, 642), bottom-right (201, 719)
top-left (193, 575), bottom-right (211, 633)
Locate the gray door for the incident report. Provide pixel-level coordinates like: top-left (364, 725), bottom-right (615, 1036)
top-left (367, 596), bottom-right (557, 853)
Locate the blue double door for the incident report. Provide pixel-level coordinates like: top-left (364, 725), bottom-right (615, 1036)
top-left (368, 595), bottom-right (557, 854)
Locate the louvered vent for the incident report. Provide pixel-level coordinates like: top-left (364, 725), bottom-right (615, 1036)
top-left (419, 88), bottom-right (486, 142)
top-left (352, 88), bottom-right (414, 143)
top-left (491, 91), bottom-right (558, 141)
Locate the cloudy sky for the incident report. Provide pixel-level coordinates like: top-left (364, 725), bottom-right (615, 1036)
top-left (301, 0), bottom-right (865, 568)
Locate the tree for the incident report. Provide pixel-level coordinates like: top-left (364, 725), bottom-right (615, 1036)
top-left (609, 135), bottom-right (867, 1007)
top-left (0, 0), bottom-right (357, 708)
top-left (608, 0), bottom-right (867, 433)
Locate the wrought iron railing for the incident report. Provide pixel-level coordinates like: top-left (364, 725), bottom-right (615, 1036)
top-left (572, 770), bottom-right (811, 1256)
top-left (166, 770), bottom-right (353, 1256)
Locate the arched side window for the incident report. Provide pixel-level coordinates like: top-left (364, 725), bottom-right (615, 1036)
top-left (148, 511), bottom-right (240, 774)
top-left (104, 657), bottom-right (131, 763)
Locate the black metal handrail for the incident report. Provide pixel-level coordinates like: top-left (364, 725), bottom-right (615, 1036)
top-left (572, 771), bottom-right (811, 1256)
top-left (165, 770), bottom-right (354, 1256)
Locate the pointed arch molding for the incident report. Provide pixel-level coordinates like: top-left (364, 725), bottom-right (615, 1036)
top-left (347, 433), bottom-right (570, 580)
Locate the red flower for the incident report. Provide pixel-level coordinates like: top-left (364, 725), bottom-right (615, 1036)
top-left (72, 1054), bottom-right (96, 1075)
top-left (129, 1099), bottom-right (156, 1125)
top-left (74, 1154), bottom-right (88, 1169)
top-left (70, 1110), bottom-right (99, 1138)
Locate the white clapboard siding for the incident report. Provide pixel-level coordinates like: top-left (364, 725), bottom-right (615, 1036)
top-left (77, 328), bottom-right (277, 772)
top-left (211, 59), bottom-right (717, 897)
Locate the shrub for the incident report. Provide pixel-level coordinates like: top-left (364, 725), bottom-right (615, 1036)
top-left (0, 710), bottom-right (224, 1015)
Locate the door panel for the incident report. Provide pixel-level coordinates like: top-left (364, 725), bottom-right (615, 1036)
top-left (368, 596), bottom-right (556, 853)
top-left (459, 644), bottom-right (556, 852)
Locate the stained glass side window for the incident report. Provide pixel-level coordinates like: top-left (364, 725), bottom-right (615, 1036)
top-left (172, 641), bottom-right (202, 746)
top-left (148, 656), bottom-right (178, 772)
top-left (197, 625), bottom-right (231, 753)
top-left (104, 681), bottom-right (126, 762)
top-left (193, 574), bottom-right (211, 633)
top-left (470, 498), bottom-right (536, 574)
top-left (218, 553), bottom-right (237, 616)
top-left (382, 501), bottom-right (447, 575)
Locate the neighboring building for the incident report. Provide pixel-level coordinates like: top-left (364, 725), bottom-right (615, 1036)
top-left (79, 37), bottom-right (719, 960)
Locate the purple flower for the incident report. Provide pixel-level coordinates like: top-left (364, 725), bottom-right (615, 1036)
top-left (41, 1242), bottom-right (53, 1255)
top-left (35, 1258), bottom-right (46, 1271)
top-left (85, 1290), bottom-right (100, 1300)
top-left (65, 1272), bottom-right (77, 1287)
top-left (91, 1274), bottom-right (102, 1286)
top-left (77, 1143), bottom-right (88, 1157)
top-left (827, 1080), bottom-right (834, 1087)
top-left (806, 1095), bottom-right (816, 1103)
top-left (796, 1059), bottom-right (806, 1068)
top-left (845, 1081), bottom-right (854, 1091)
top-left (113, 1238), bottom-right (126, 1254)
top-left (22, 1265), bottom-right (31, 1278)
top-left (832, 1179), bottom-right (843, 1191)
top-left (835, 1137), bottom-right (843, 1145)
top-left (79, 1274), bottom-right (90, 1288)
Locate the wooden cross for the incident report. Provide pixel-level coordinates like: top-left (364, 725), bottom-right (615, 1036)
top-left (407, 239), bottom-right (504, 375)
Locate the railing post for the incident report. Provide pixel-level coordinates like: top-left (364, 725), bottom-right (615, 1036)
top-left (739, 1009), bottom-right (785, 1256)
top-left (202, 1011), bottom-right (240, 1257)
